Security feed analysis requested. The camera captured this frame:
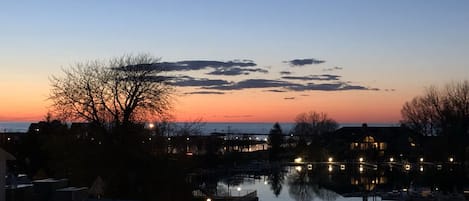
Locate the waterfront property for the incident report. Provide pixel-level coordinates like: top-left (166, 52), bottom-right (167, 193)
top-left (327, 124), bottom-right (421, 162)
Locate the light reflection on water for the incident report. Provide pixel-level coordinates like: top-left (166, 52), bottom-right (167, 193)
top-left (214, 163), bottom-right (468, 201)
top-left (217, 167), bottom-right (385, 201)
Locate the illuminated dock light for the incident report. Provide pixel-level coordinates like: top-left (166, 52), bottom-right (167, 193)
top-left (405, 164), bottom-right (411, 171)
top-left (328, 157), bottom-right (333, 163)
top-left (389, 157), bottom-right (394, 162)
top-left (359, 157), bottom-right (364, 162)
top-left (419, 157), bottom-right (424, 162)
top-left (307, 164), bottom-right (313, 170)
top-left (340, 164), bottom-right (346, 170)
top-left (449, 157), bottom-right (454, 163)
top-left (148, 123), bottom-right (155, 129)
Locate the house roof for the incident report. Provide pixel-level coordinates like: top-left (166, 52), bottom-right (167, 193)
top-left (333, 126), bottom-right (418, 142)
top-left (0, 147), bottom-right (15, 160)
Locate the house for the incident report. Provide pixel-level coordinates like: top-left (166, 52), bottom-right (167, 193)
top-left (327, 124), bottom-right (421, 162)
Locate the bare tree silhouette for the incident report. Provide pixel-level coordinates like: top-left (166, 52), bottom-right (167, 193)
top-left (401, 80), bottom-right (469, 137)
top-left (49, 54), bottom-right (173, 130)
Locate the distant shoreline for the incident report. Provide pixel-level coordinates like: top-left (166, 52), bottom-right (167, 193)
top-left (0, 121), bottom-right (400, 134)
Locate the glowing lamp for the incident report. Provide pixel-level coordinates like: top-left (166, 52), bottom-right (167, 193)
top-left (294, 157), bottom-right (302, 164)
top-left (405, 164), bottom-right (411, 171)
top-left (295, 166), bottom-right (302, 172)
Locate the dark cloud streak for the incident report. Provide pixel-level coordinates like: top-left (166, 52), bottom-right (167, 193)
top-left (285, 58), bottom-right (325, 66)
top-left (281, 74), bottom-right (341, 81)
top-left (206, 67), bottom-right (268, 76)
top-left (184, 91), bottom-right (226, 95)
top-left (161, 60), bottom-right (257, 71)
top-left (323, 66), bottom-right (343, 72)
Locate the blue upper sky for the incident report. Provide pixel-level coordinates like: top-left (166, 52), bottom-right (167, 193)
top-left (1, 0), bottom-right (469, 122)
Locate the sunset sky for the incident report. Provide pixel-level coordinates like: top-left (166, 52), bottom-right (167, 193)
top-left (1, 1), bottom-right (469, 123)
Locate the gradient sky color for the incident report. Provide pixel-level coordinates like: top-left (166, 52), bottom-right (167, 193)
top-left (1, 1), bottom-right (469, 123)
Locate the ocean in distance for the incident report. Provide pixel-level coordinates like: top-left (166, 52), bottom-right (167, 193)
top-left (0, 122), bottom-right (400, 134)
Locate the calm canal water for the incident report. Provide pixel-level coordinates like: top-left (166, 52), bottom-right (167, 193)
top-left (212, 163), bottom-right (468, 201)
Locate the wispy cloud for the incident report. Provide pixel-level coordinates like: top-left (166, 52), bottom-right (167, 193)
top-left (184, 91), bottom-right (226, 95)
top-left (206, 67), bottom-right (268, 76)
top-left (264, 89), bottom-right (288, 93)
top-left (288, 82), bottom-right (379, 91)
top-left (285, 58), bottom-right (325, 66)
top-left (141, 58), bottom-right (380, 94)
top-left (167, 75), bottom-right (231, 87)
top-left (160, 60), bottom-right (256, 71)
top-left (281, 74), bottom-right (341, 81)
top-left (202, 79), bottom-right (303, 90)
top-left (284, 97), bottom-right (296, 100)
top-left (201, 78), bottom-right (379, 92)
top-left (323, 66), bottom-right (343, 72)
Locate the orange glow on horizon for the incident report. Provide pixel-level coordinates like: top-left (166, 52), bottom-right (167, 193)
top-left (1, 88), bottom-right (413, 124)
top-left (173, 89), bottom-right (409, 123)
